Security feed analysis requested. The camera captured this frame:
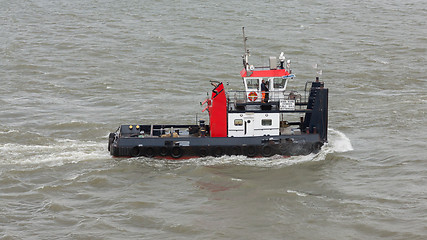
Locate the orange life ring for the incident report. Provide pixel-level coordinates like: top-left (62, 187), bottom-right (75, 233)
top-left (248, 91), bottom-right (258, 102)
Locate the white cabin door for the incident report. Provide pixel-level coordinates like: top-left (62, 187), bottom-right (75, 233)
top-left (244, 116), bottom-right (254, 136)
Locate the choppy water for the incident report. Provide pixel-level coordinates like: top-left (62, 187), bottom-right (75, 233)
top-left (1, 0), bottom-right (426, 239)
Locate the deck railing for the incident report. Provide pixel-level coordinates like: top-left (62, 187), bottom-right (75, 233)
top-left (226, 90), bottom-right (307, 108)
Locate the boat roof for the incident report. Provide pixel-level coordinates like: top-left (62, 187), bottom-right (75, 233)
top-left (240, 68), bottom-right (290, 78)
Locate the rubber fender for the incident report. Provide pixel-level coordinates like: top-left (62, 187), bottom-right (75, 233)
top-left (108, 133), bottom-right (115, 151)
top-left (213, 147), bottom-right (224, 157)
top-left (229, 146), bottom-right (241, 156)
top-left (111, 146), bottom-right (119, 156)
top-left (144, 147), bottom-right (155, 158)
top-left (261, 145), bottom-right (274, 157)
top-left (170, 146), bottom-right (183, 159)
top-left (199, 148), bottom-right (208, 157)
top-left (131, 146), bottom-right (139, 157)
top-left (159, 147), bottom-right (169, 156)
top-left (245, 146), bottom-right (257, 157)
top-left (313, 142), bottom-right (323, 151)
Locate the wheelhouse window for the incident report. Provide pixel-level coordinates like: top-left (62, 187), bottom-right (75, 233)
top-left (261, 119), bottom-right (272, 126)
top-left (234, 119), bottom-right (243, 126)
top-left (246, 78), bottom-right (259, 90)
top-left (273, 78), bottom-right (286, 89)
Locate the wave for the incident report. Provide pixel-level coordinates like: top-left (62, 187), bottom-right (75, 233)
top-left (286, 190), bottom-right (309, 197)
top-left (0, 139), bottom-right (108, 167)
top-left (133, 128), bottom-right (353, 168)
top-left (1, 128), bottom-right (352, 168)
top-left (326, 128), bottom-right (354, 153)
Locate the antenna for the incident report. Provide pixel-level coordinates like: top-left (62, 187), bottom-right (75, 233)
top-left (242, 27), bottom-right (250, 71)
top-left (242, 27), bottom-right (247, 54)
top-left (313, 63), bottom-right (323, 77)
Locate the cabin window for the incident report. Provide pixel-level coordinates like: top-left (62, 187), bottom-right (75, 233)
top-left (261, 119), bottom-right (272, 126)
top-left (246, 79), bottom-right (259, 90)
top-left (273, 78), bottom-right (286, 89)
top-left (234, 119), bottom-right (243, 126)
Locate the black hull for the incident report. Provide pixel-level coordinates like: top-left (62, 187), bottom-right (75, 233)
top-left (109, 134), bottom-right (324, 159)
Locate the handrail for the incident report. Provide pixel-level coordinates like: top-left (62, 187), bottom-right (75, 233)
top-left (227, 90), bottom-right (307, 108)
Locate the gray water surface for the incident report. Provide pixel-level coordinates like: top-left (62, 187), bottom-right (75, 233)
top-left (1, 0), bottom-right (426, 239)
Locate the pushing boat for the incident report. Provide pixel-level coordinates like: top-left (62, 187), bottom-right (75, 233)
top-left (108, 28), bottom-right (328, 159)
